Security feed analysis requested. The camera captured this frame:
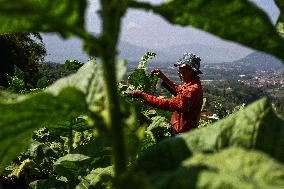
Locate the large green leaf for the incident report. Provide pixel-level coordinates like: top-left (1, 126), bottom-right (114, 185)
top-left (135, 98), bottom-right (284, 173)
top-left (29, 178), bottom-right (66, 189)
top-left (46, 59), bottom-right (127, 112)
top-left (275, 0), bottom-right (284, 38)
top-left (47, 117), bottom-right (94, 137)
top-left (145, 116), bottom-right (171, 142)
top-left (0, 88), bottom-right (87, 172)
top-left (150, 147), bottom-right (284, 189)
top-left (72, 138), bottom-right (112, 168)
top-left (181, 98), bottom-right (284, 159)
top-left (53, 153), bottom-right (91, 179)
top-left (76, 166), bottom-right (114, 189)
top-left (130, 0), bottom-right (284, 61)
top-left (0, 0), bottom-right (87, 36)
top-left (275, 0), bottom-right (284, 23)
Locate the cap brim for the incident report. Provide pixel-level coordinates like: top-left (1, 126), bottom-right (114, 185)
top-left (174, 63), bottom-right (187, 68)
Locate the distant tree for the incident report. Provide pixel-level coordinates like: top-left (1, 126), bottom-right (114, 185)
top-left (0, 33), bottom-right (46, 88)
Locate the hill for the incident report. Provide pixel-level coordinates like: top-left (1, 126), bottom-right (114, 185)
top-left (230, 51), bottom-right (283, 70)
top-left (42, 34), bottom-right (250, 64)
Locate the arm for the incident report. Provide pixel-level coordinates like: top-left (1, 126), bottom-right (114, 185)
top-left (127, 83), bottom-right (199, 112)
top-left (141, 90), bottom-right (195, 112)
top-left (161, 81), bottom-right (177, 96)
top-left (142, 93), bottom-right (184, 111)
top-left (127, 89), bottom-right (184, 111)
top-left (151, 69), bottom-right (179, 93)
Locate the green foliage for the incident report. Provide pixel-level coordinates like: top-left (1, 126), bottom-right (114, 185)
top-left (8, 76), bottom-right (26, 93)
top-left (4, 141), bottom-right (62, 184)
top-left (0, 88), bottom-right (88, 172)
top-left (135, 98), bottom-right (284, 174)
top-left (64, 60), bottom-right (84, 71)
top-left (276, 0), bottom-right (284, 20)
top-left (0, 33), bottom-right (46, 88)
top-left (1, 0), bottom-right (284, 188)
top-left (53, 154), bottom-right (91, 180)
top-left (138, 52), bottom-right (156, 69)
top-left (145, 116), bottom-right (171, 142)
top-left (71, 138), bottom-right (112, 168)
top-left (76, 166), bottom-right (114, 189)
top-left (149, 147), bottom-right (284, 189)
top-left (128, 52), bottom-right (158, 93)
top-left (29, 178), bottom-right (66, 189)
top-left (14, 66), bottom-right (25, 80)
top-left (0, 0), bottom-right (86, 37)
top-left (36, 76), bottom-right (49, 89)
top-left (46, 59), bottom-right (126, 112)
top-left (37, 62), bottom-right (76, 85)
top-left (124, 52), bottom-right (174, 155)
top-left (213, 101), bottom-right (228, 119)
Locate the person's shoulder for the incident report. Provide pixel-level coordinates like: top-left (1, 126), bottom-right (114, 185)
top-left (180, 83), bottom-right (199, 95)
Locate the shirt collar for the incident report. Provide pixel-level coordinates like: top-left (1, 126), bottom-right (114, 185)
top-left (182, 76), bottom-right (200, 86)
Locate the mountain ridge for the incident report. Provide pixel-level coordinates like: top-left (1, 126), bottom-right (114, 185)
top-left (42, 34), bottom-right (283, 70)
top-left (42, 35), bottom-right (251, 64)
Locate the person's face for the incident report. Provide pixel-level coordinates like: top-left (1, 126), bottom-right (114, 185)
top-left (178, 66), bottom-right (195, 82)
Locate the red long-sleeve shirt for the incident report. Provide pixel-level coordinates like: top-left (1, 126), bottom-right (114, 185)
top-left (141, 77), bottom-right (203, 134)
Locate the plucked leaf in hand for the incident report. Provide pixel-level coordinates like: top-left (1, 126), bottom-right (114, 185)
top-left (138, 52), bottom-right (156, 69)
top-left (128, 52), bottom-right (158, 92)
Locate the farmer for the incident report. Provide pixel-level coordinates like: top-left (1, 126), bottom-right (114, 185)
top-left (128, 53), bottom-right (203, 134)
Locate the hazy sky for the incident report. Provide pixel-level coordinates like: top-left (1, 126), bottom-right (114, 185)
top-left (85, 0), bottom-right (279, 52)
top-left (44, 0), bottom-right (280, 62)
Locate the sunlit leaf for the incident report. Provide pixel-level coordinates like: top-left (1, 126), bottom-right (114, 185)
top-left (135, 98), bottom-right (284, 173)
top-left (145, 116), bottom-right (171, 142)
top-left (150, 147), bottom-right (284, 189)
top-left (138, 52), bottom-right (156, 69)
top-left (0, 0), bottom-right (87, 37)
top-left (76, 166), bottom-right (114, 188)
top-left (117, 60), bottom-right (128, 81)
top-left (46, 59), bottom-right (127, 112)
top-left (53, 153), bottom-right (91, 179)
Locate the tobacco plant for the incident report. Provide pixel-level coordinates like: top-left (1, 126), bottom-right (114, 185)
top-left (1, 0), bottom-right (284, 188)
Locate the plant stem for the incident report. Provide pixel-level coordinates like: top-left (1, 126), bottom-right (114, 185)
top-left (100, 0), bottom-right (127, 176)
top-left (68, 119), bottom-right (74, 153)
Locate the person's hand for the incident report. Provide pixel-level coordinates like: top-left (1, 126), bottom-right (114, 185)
top-left (151, 69), bottom-right (165, 79)
top-left (127, 90), bottom-right (144, 98)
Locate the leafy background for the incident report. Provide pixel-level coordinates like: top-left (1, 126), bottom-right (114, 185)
top-left (0, 0), bottom-right (284, 188)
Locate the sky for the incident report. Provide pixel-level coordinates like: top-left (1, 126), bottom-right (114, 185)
top-left (43, 0), bottom-right (281, 62)
top-left (86, 0), bottom-right (279, 51)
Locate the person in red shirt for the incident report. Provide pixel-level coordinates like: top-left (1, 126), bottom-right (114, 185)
top-left (128, 53), bottom-right (203, 134)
